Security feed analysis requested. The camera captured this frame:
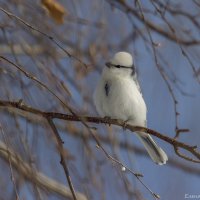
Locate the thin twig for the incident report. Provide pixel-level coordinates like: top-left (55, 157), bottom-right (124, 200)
top-left (135, 0), bottom-right (187, 139)
top-left (0, 57), bottom-right (159, 198)
top-left (0, 99), bottom-right (162, 199)
top-left (0, 140), bottom-right (87, 199)
top-left (64, 127), bottom-right (200, 176)
top-left (2, 106), bottom-right (199, 176)
top-left (0, 100), bottom-right (199, 164)
top-left (0, 7), bottom-right (88, 68)
top-left (109, 0), bottom-right (200, 46)
top-left (46, 118), bottom-right (78, 200)
top-left (0, 124), bottom-right (20, 200)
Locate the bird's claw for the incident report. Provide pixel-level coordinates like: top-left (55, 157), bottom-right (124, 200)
top-left (103, 116), bottom-right (111, 120)
top-left (123, 119), bottom-right (129, 130)
top-left (103, 116), bottom-right (111, 126)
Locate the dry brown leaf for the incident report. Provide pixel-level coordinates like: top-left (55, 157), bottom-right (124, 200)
top-left (41, 0), bottom-right (66, 24)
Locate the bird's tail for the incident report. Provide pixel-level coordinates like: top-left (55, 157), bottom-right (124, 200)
top-left (136, 132), bottom-right (168, 165)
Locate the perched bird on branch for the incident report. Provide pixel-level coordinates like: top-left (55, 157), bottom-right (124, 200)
top-left (94, 51), bottom-right (168, 165)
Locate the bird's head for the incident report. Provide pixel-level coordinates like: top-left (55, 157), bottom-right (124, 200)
top-left (105, 52), bottom-right (135, 77)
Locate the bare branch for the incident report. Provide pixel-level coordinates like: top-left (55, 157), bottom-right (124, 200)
top-left (0, 7), bottom-right (88, 68)
top-left (0, 140), bottom-right (87, 199)
top-left (0, 100), bottom-right (199, 164)
top-left (2, 105), bottom-right (199, 177)
top-left (0, 124), bottom-right (20, 200)
top-left (0, 57), bottom-right (160, 198)
top-left (46, 117), bottom-right (78, 200)
top-left (0, 100), bottom-right (163, 199)
top-left (110, 0), bottom-right (200, 46)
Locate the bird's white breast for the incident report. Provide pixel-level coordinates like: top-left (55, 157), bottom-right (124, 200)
top-left (94, 71), bottom-right (147, 126)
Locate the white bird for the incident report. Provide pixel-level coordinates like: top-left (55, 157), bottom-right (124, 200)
top-left (93, 52), bottom-right (168, 165)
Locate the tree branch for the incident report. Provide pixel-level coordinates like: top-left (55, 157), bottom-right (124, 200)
top-left (109, 0), bottom-right (200, 46)
top-left (46, 117), bottom-right (78, 200)
top-left (0, 140), bottom-right (87, 199)
top-left (0, 99), bottom-right (199, 163)
top-left (0, 7), bottom-right (88, 68)
top-left (0, 56), bottom-right (160, 199)
top-left (2, 105), bottom-right (199, 176)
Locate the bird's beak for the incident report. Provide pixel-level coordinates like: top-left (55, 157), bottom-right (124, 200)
top-left (105, 62), bottom-right (111, 68)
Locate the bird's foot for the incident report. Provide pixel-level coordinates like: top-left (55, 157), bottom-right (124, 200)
top-left (122, 119), bottom-right (130, 130)
top-left (103, 116), bottom-right (111, 120)
top-left (103, 116), bottom-right (111, 126)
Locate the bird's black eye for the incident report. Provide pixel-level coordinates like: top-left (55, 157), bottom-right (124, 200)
top-left (115, 65), bottom-right (121, 68)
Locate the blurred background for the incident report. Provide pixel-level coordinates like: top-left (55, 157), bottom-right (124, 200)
top-left (0, 0), bottom-right (200, 199)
